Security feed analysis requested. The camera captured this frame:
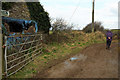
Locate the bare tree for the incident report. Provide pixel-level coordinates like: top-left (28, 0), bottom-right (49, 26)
top-left (51, 18), bottom-right (73, 33)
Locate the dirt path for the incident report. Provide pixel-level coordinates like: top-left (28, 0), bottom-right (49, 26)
top-left (34, 43), bottom-right (118, 78)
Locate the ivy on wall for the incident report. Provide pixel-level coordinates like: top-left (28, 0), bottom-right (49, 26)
top-left (26, 2), bottom-right (51, 33)
top-left (2, 2), bottom-right (15, 10)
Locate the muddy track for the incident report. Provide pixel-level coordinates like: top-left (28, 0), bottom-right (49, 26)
top-left (34, 43), bottom-right (118, 78)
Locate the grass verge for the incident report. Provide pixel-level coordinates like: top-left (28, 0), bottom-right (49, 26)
top-left (9, 31), bottom-right (106, 78)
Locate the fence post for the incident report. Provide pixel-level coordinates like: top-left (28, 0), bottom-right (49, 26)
top-left (0, 1), bottom-right (2, 78)
top-left (0, 12), bottom-right (2, 80)
top-left (0, 29), bottom-right (2, 80)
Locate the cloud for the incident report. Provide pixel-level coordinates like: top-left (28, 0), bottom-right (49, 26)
top-left (95, 1), bottom-right (118, 29)
top-left (40, 0), bottom-right (119, 30)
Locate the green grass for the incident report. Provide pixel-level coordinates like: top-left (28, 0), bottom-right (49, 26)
top-left (49, 30), bottom-right (53, 34)
top-left (9, 31), bottom-right (106, 78)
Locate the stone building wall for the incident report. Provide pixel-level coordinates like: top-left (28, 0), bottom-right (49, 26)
top-left (8, 2), bottom-right (31, 20)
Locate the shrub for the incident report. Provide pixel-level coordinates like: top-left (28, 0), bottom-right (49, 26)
top-left (26, 2), bottom-right (51, 33)
top-left (83, 21), bottom-right (104, 33)
top-left (51, 18), bottom-right (73, 34)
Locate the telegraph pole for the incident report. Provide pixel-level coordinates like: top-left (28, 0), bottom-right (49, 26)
top-left (92, 0), bottom-right (95, 33)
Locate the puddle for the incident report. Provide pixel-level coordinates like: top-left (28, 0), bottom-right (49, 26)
top-left (64, 54), bottom-right (87, 65)
top-left (64, 61), bottom-right (74, 69)
top-left (70, 54), bottom-right (87, 61)
top-left (64, 54), bottom-right (87, 69)
top-left (78, 54), bottom-right (87, 61)
top-left (70, 57), bottom-right (78, 61)
top-left (63, 54), bottom-right (87, 71)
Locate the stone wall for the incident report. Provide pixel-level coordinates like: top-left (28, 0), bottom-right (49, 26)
top-left (8, 2), bottom-right (31, 20)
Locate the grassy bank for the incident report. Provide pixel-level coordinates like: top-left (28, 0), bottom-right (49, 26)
top-left (9, 31), bottom-right (106, 78)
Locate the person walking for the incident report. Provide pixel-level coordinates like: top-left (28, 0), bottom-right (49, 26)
top-left (106, 30), bottom-right (113, 49)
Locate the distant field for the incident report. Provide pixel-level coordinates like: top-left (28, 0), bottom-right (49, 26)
top-left (111, 29), bottom-right (120, 33)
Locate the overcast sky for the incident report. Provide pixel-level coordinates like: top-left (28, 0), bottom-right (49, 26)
top-left (40, 0), bottom-right (119, 30)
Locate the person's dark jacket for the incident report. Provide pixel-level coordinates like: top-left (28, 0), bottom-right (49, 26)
top-left (106, 31), bottom-right (113, 41)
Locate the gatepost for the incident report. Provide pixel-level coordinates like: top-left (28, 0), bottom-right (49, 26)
top-left (0, 12), bottom-right (2, 80)
top-left (0, 1), bottom-right (2, 79)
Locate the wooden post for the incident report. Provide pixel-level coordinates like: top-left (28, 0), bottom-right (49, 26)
top-left (0, 10), bottom-right (3, 80)
top-left (92, 0), bottom-right (95, 33)
top-left (0, 1), bottom-right (2, 79)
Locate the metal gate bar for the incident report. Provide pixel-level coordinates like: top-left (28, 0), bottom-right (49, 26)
top-left (3, 33), bottom-right (43, 77)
